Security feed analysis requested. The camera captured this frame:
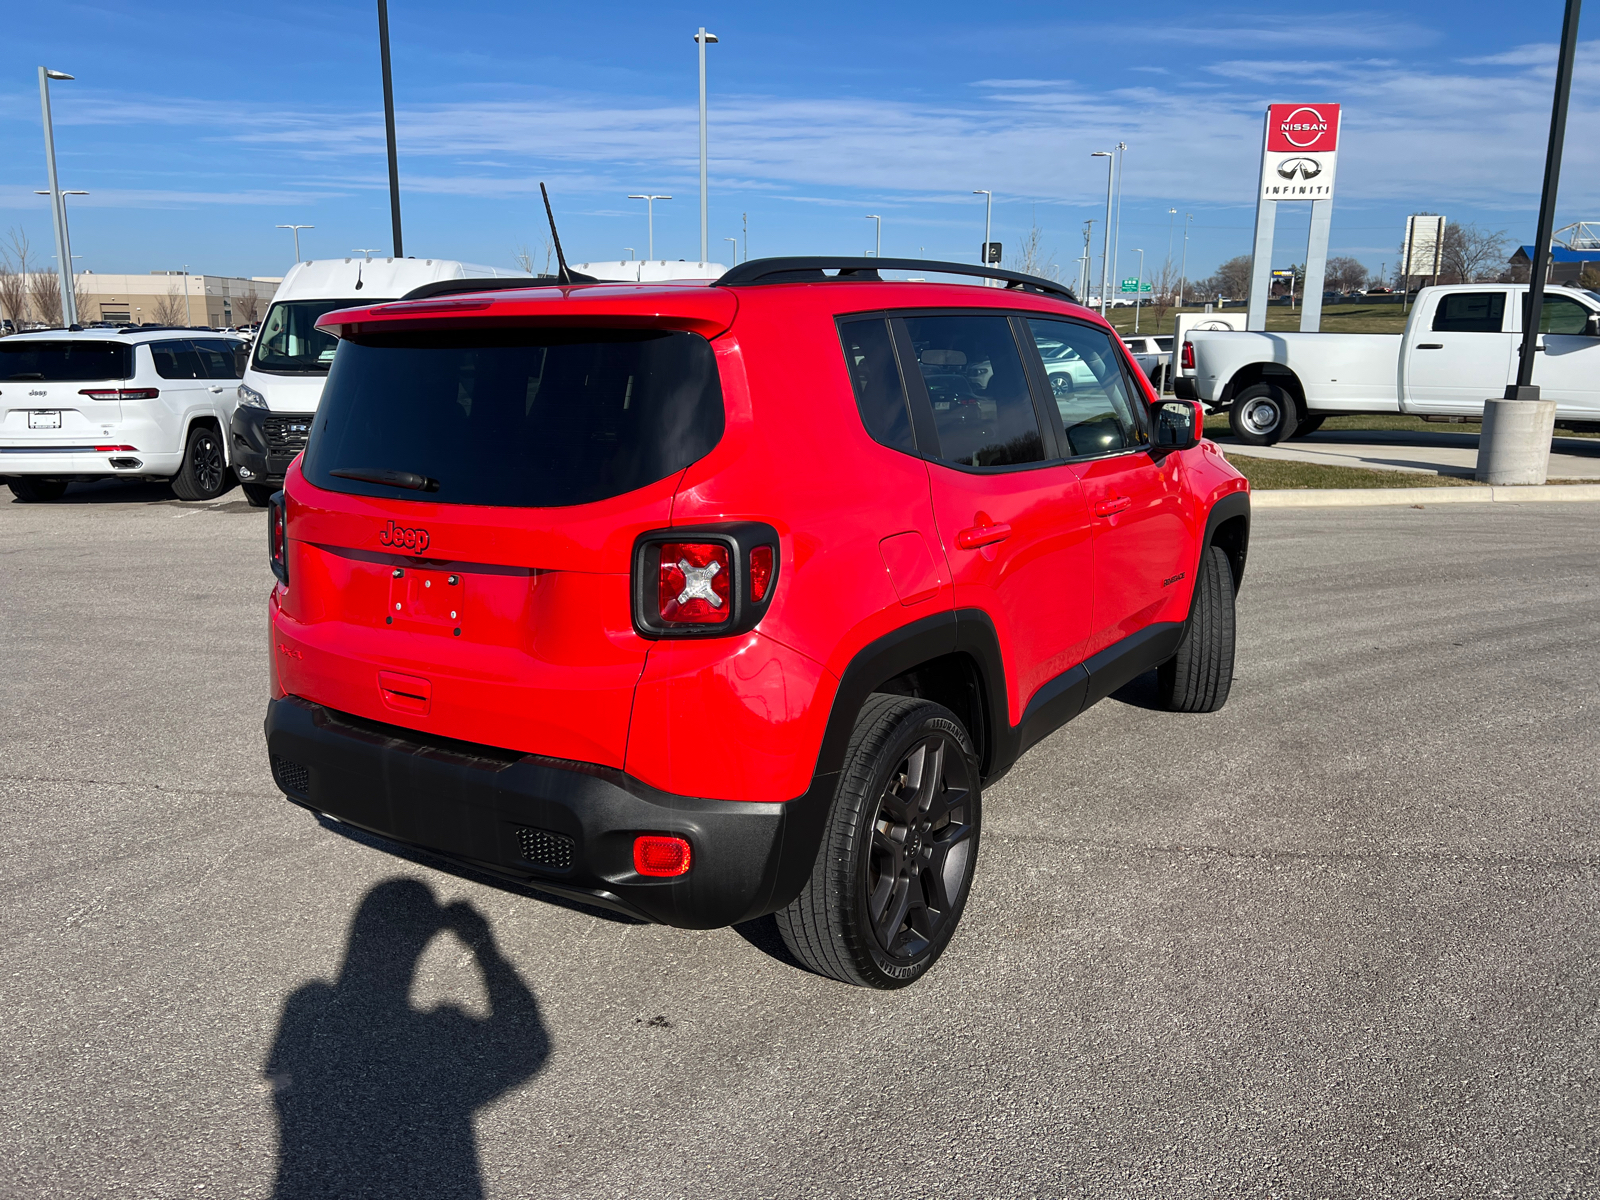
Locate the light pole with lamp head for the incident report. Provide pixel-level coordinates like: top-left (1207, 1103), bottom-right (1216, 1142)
top-left (1092, 152), bottom-right (1113, 314)
top-left (628, 196), bottom-right (671, 261)
top-left (34, 187), bottom-right (87, 324)
top-left (276, 225), bottom-right (313, 263)
top-left (38, 67), bottom-right (79, 327)
top-left (723, 236), bottom-right (737, 263)
top-left (624, 247), bottom-right (635, 262)
top-left (1179, 213), bottom-right (1192, 308)
top-left (973, 190), bottom-right (992, 274)
top-left (694, 29), bottom-right (719, 264)
top-left (865, 215), bottom-right (881, 257)
top-left (353, 248), bottom-right (381, 261)
top-left (1132, 248), bottom-right (1144, 334)
top-left (1110, 142), bottom-right (1127, 308)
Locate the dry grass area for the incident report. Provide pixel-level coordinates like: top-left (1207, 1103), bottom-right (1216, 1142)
top-left (1221, 453), bottom-right (1472, 490)
top-left (1103, 302), bottom-right (1410, 337)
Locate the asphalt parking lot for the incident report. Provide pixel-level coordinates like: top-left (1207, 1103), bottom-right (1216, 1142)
top-left (3, 480), bottom-right (1597, 1199)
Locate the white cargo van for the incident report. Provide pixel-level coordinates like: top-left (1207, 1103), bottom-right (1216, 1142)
top-left (231, 257), bottom-right (534, 504)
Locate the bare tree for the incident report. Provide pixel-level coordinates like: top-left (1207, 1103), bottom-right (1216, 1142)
top-left (2, 228), bottom-right (34, 324)
top-left (514, 238), bottom-right (554, 276)
top-left (232, 290), bottom-right (262, 325)
top-left (32, 272), bottom-right (62, 326)
top-left (1008, 223), bottom-right (1056, 280)
top-left (1197, 254), bottom-right (1252, 301)
top-left (1324, 255), bottom-right (1369, 294)
top-left (151, 287), bottom-right (187, 326)
top-left (73, 274), bottom-right (92, 325)
top-left (1148, 259), bottom-right (1179, 328)
top-left (1440, 223), bottom-right (1510, 283)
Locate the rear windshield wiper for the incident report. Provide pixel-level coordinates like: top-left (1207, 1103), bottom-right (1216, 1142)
top-left (329, 467), bottom-right (440, 492)
top-left (4, 373), bottom-right (45, 380)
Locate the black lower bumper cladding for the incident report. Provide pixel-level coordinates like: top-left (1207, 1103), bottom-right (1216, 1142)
top-left (264, 696), bottom-right (790, 928)
top-left (230, 407), bottom-right (312, 484)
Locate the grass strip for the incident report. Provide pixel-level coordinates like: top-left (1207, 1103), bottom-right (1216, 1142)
top-left (1222, 453), bottom-right (1473, 490)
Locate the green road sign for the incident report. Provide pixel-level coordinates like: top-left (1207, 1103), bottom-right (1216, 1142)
top-left (1120, 279), bottom-right (1152, 292)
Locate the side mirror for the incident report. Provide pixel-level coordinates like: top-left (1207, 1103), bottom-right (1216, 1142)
top-left (1151, 399), bottom-right (1201, 451)
top-left (1586, 313), bottom-right (1600, 338)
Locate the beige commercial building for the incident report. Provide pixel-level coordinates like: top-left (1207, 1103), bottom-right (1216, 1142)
top-left (1, 271), bottom-right (282, 329)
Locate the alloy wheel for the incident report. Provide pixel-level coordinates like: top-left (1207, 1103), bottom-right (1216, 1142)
top-left (1239, 396), bottom-right (1282, 437)
top-left (863, 734), bottom-right (977, 962)
top-left (192, 433), bottom-right (224, 494)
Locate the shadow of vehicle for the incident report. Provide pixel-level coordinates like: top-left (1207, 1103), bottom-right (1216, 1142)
top-left (264, 878), bottom-right (550, 1199)
top-left (3, 477), bottom-right (242, 505)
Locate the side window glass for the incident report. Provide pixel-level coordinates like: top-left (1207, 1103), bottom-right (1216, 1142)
top-left (1525, 295), bottom-right (1590, 335)
top-left (838, 318), bottom-right (915, 454)
top-left (150, 339), bottom-right (203, 380)
top-left (1433, 292), bottom-right (1506, 333)
top-left (1026, 319), bottom-right (1142, 458)
top-left (193, 339), bottom-right (245, 379)
top-left (903, 315), bottom-right (1043, 468)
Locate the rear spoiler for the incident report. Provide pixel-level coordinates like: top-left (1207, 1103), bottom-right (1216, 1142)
top-left (400, 274), bottom-right (594, 301)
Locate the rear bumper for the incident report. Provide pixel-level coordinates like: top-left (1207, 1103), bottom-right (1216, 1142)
top-left (0, 447), bottom-right (181, 477)
top-left (231, 407), bottom-right (311, 485)
top-left (264, 695), bottom-right (796, 928)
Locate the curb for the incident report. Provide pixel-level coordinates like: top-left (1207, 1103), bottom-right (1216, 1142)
top-left (1253, 483), bottom-right (1600, 508)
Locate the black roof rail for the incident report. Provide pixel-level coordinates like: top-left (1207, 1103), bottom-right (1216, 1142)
top-left (400, 273), bottom-right (590, 302)
top-left (714, 256), bottom-right (1078, 303)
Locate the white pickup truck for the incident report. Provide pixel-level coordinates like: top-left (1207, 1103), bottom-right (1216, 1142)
top-left (1173, 284), bottom-right (1600, 444)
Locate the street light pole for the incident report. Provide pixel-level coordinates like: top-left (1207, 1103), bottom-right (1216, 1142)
top-left (1133, 249), bottom-right (1145, 334)
top-left (1110, 142), bottom-right (1127, 309)
top-left (695, 29), bottom-right (719, 265)
top-left (1179, 213), bottom-right (1192, 308)
top-left (376, 0), bottom-right (404, 257)
top-left (353, 248), bottom-right (381, 261)
top-left (628, 196), bottom-right (671, 260)
top-left (38, 67), bottom-right (78, 327)
top-left (724, 236), bottom-right (737, 263)
top-left (277, 225), bottom-right (314, 263)
top-left (624, 247), bottom-right (635, 262)
top-left (973, 190), bottom-right (992, 284)
top-left (182, 264), bottom-right (192, 326)
top-left (865, 215), bottom-right (881, 257)
top-left (1092, 152), bottom-right (1113, 313)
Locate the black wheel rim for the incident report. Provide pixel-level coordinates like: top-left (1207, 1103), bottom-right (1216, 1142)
top-left (192, 433), bottom-right (223, 494)
top-left (864, 734), bottom-right (977, 962)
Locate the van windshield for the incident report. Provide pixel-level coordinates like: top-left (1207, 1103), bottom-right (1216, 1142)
top-left (0, 340), bottom-right (133, 381)
top-left (302, 328), bottom-right (725, 508)
top-left (252, 299), bottom-right (371, 375)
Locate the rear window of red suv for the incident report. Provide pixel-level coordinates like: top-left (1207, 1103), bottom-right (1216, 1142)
top-left (302, 328), bottom-right (724, 508)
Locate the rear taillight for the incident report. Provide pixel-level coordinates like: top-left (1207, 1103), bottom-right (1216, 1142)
top-left (631, 523), bottom-right (780, 639)
top-left (79, 388), bottom-right (159, 401)
top-left (1180, 341), bottom-right (1195, 370)
top-left (268, 491), bottom-right (289, 585)
top-left (634, 835), bottom-right (692, 877)
top-left (658, 542), bottom-right (732, 625)
top-left (93, 444), bottom-right (138, 452)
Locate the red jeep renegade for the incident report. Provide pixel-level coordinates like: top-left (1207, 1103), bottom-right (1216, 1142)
top-left (264, 257), bottom-right (1249, 989)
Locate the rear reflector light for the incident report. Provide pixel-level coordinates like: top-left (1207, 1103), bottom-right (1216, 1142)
top-left (1180, 341), bottom-right (1195, 370)
top-left (79, 388), bottom-right (159, 401)
top-left (268, 491), bottom-right (289, 585)
top-left (658, 542), bottom-right (731, 624)
top-left (93, 444), bottom-right (137, 452)
top-left (633, 835), bottom-right (692, 877)
top-left (749, 545), bottom-right (774, 602)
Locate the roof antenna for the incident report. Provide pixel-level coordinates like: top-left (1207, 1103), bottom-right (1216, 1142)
top-left (541, 182), bottom-right (573, 284)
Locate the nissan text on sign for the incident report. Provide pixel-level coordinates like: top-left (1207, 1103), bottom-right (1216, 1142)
top-left (1260, 103), bottom-right (1341, 200)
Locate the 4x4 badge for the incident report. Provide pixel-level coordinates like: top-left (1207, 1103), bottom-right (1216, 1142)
top-left (378, 520), bottom-right (430, 554)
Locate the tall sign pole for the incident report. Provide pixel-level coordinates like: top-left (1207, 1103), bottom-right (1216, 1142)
top-left (38, 67), bottom-right (78, 327)
top-left (1247, 103), bottom-right (1341, 331)
top-left (377, 0), bottom-right (404, 258)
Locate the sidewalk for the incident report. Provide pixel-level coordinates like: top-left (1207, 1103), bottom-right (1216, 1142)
top-left (1209, 427), bottom-right (1600, 481)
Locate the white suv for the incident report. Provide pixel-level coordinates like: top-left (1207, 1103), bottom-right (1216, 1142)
top-left (0, 328), bottom-right (247, 502)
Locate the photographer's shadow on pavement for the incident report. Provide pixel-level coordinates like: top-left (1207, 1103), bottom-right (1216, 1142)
top-left (264, 878), bottom-right (550, 1200)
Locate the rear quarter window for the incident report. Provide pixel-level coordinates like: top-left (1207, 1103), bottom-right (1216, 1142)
top-left (303, 328), bottom-right (725, 508)
top-left (1432, 293), bottom-right (1505, 333)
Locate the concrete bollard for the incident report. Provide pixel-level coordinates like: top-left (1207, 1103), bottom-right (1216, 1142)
top-left (1475, 398), bottom-right (1557, 484)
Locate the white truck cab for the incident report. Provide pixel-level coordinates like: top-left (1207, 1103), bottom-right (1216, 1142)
top-left (1, 327), bottom-right (248, 502)
top-left (231, 257), bottom-right (533, 503)
top-left (1176, 284), bottom-right (1600, 444)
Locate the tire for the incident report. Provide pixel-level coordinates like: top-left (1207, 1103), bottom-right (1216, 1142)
top-left (8, 478), bottom-right (68, 502)
top-left (1228, 383), bottom-right (1299, 446)
top-left (169, 423), bottom-right (230, 501)
top-left (1158, 543), bottom-right (1237, 713)
top-left (241, 483), bottom-right (274, 508)
top-left (776, 695), bottom-right (982, 989)
top-left (1291, 413), bottom-right (1326, 439)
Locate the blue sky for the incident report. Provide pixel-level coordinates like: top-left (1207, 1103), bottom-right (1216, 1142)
top-left (2, 1), bottom-right (1596, 286)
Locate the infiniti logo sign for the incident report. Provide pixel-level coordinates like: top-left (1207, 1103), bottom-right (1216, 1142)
top-left (1277, 157), bottom-right (1323, 181)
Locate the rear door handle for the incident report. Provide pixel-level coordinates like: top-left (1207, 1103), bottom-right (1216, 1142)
top-left (1093, 495), bottom-right (1132, 518)
top-left (208, 385), bottom-right (226, 392)
top-left (1416, 343), bottom-right (1443, 350)
top-left (955, 522), bottom-right (1012, 549)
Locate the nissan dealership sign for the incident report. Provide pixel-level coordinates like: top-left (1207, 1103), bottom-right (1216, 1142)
top-left (1260, 103), bottom-right (1341, 200)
